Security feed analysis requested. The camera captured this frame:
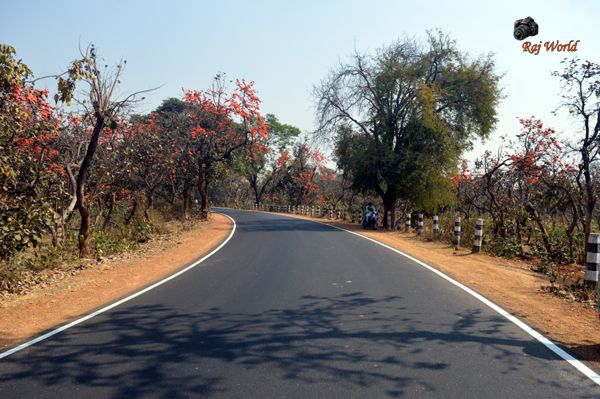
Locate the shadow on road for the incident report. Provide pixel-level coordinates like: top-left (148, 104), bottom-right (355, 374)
top-left (234, 216), bottom-right (341, 233)
top-left (0, 292), bottom-right (576, 398)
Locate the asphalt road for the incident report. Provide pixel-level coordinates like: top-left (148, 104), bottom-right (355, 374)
top-left (0, 209), bottom-right (598, 398)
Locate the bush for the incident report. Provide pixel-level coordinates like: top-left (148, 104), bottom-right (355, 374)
top-left (0, 201), bottom-right (51, 260)
top-left (91, 219), bottom-right (156, 258)
top-left (488, 236), bottom-right (523, 259)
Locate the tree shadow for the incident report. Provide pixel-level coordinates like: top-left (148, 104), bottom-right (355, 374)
top-left (566, 343), bottom-right (600, 363)
top-left (0, 292), bottom-right (591, 397)
top-left (234, 217), bottom-right (343, 233)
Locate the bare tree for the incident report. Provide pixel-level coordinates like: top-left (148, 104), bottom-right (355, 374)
top-left (62, 45), bottom-right (155, 256)
top-left (553, 58), bottom-right (600, 249)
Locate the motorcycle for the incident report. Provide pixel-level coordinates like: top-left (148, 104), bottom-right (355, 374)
top-left (362, 208), bottom-right (378, 230)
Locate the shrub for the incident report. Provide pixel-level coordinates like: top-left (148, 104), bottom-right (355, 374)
top-left (488, 236), bottom-right (523, 259)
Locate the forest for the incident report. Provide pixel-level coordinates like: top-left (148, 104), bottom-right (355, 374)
top-left (1, 32), bottom-right (600, 302)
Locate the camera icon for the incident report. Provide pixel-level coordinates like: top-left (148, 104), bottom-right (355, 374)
top-left (514, 17), bottom-right (539, 40)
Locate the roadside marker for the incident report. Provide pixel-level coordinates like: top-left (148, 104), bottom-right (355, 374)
top-left (472, 218), bottom-right (484, 253)
top-left (585, 233), bottom-right (599, 286)
top-left (432, 215), bottom-right (439, 240)
top-left (453, 217), bottom-right (461, 249)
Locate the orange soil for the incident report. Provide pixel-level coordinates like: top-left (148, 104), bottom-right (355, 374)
top-left (279, 212), bottom-right (600, 370)
top-left (0, 213), bottom-right (232, 351)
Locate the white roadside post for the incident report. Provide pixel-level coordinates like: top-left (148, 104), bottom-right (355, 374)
top-left (387, 211), bottom-right (392, 230)
top-left (472, 218), bottom-right (484, 253)
top-left (433, 215), bottom-right (439, 240)
top-left (585, 233), bottom-right (600, 287)
top-left (417, 213), bottom-right (424, 236)
top-left (359, 210), bottom-right (363, 225)
top-left (453, 217), bottom-right (461, 250)
top-left (405, 213), bottom-right (411, 232)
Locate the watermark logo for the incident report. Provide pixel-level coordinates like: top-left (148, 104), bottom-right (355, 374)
top-left (522, 40), bottom-right (581, 55)
top-left (514, 17), bottom-right (580, 55)
top-left (514, 17), bottom-right (539, 41)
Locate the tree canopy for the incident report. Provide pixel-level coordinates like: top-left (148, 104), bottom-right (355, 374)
top-left (315, 31), bottom-right (501, 226)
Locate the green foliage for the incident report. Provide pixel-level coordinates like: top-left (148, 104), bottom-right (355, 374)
top-left (488, 236), bottom-right (523, 259)
top-left (91, 219), bottom-right (155, 258)
top-left (0, 43), bottom-right (32, 97)
top-left (91, 230), bottom-right (137, 257)
top-left (264, 114), bottom-right (301, 152)
top-left (320, 31), bottom-right (501, 213)
top-left (0, 45), bottom-right (62, 261)
top-left (0, 201), bottom-right (50, 260)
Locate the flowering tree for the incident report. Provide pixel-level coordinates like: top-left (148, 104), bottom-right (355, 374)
top-left (183, 75), bottom-right (268, 218)
top-left (56, 45), bottom-right (154, 256)
top-left (237, 113), bottom-right (300, 205)
top-left (455, 117), bottom-right (580, 260)
top-left (0, 45), bottom-right (63, 258)
top-left (272, 142), bottom-right (328, 205)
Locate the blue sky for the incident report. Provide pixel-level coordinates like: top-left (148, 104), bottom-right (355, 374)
top-left (2, 0), bottom-right (599, 162)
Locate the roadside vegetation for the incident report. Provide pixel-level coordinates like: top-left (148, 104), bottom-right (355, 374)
top-left (2, 31), bottom-right (600, 309)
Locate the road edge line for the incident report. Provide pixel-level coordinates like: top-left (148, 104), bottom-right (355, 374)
top-left (268, 211), bottom-right (600, 386)
top-left (0, 212), bottom-right (236, 360)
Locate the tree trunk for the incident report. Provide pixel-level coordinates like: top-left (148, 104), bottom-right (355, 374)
top-left (51, 163), bottom-right (78, 246)
top-left (526, 202), bottom-right (553, 257)
top-left (93, 200), bottom-right (103, 227)
top-left (125, 197), bottom-right (138, 225)
top-left (182, 178), bottom-right (191, 220)
top-left (582, 147), bottom-right (596, 256)
top-left (382, 192), bottom-right (397, 229)
top-left (249, 174), bottom-right (261, 206)
top-left (198, 162), bottom-right (209, 220)
top-left (144, 188), bottom-right (154, 221)
top-left (170, 180), bottom-right (177, 205)
top-left (565, 192), bottom-right (579, 261)
top-left (76, 114), bottom-right (105, 257)
top-left (102, 192), bottom-right (116, 231)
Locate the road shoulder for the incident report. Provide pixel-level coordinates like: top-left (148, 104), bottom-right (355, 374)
top-left (0, 213), bottom-right (232, 351)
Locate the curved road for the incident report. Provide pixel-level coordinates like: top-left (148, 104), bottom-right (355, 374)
top-left (0, 209), bottom-right (598, 398)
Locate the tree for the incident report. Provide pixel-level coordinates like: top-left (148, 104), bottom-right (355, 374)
top-left (274, 142), bottom-right (327, 205)
top-left (0, 44), bottom-right (62, 259)
top-left (553, 58), bottom-right (600, 251)
top-left (59, 45), bottom-right (152, 256)
top-left (184, 76), bottom-right (268, 219)
top-left (237, 113), bottom-right (301, 205)
top-left (149, 98), bottom-right (195, 217)
top-left (315, 32), bottom-right (501, 228)
top-left (455, 117), bottom-right (581, 261)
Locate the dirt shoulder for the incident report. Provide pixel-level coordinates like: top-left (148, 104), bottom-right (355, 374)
top-left (277, 212), bottom-right (600, 370)
top-left (0, 213), bottom-right (232, 351)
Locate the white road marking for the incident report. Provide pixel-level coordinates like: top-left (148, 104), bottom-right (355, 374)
top-left (267, 211), bottom-right (600, 386)
top-left (0, 213), bottom-right (236, 360)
